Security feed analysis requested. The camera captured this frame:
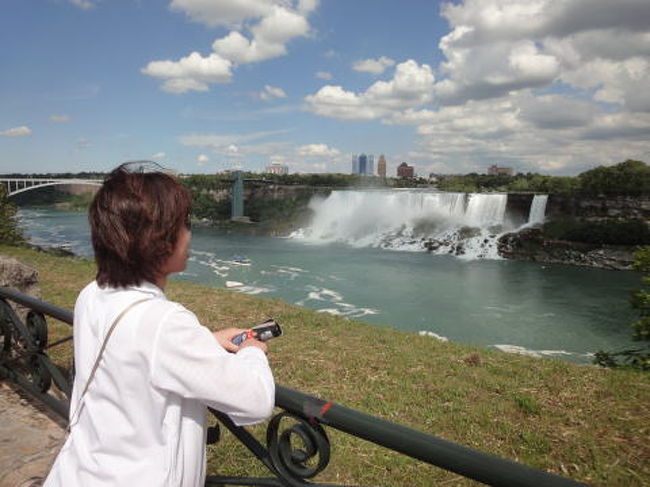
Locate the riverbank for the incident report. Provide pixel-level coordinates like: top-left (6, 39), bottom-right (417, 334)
top-left (498, 228), bottom-right (636, 270)
top-left (0, 244), bottom-right (648, 486)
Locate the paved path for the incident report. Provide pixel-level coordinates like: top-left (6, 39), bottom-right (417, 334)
top-left (0, 383), bottom-right (65, 487)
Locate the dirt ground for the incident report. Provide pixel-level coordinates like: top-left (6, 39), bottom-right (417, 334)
top-left (0, 383), bottom-right (65, 487)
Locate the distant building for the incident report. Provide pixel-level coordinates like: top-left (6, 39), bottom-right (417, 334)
top-left (359, 154), bottom-right (368, 175)
top-left (377, 154), bottom-right (387, 178)
top-left (351, 154), bottom-right (375, 176)
top-left (487, 164), bottom-right (513, 176)
top-left (397, 162), bottom-right (414, 179)
top-left (266, 163), bottom-right (289, 175)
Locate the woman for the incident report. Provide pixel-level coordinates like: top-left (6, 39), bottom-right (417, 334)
top-left (44, 163), bottom-right (275, 486)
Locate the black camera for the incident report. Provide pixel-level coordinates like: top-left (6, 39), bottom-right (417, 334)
top-left (232, 319), bottom-right (283, 346)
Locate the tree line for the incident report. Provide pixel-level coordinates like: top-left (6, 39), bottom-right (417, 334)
top-left (437, 160), bottom-right (650, 194)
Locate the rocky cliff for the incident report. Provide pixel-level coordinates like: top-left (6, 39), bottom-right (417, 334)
top-left (495, 194), bottom-right (648, 270)
top-left (546, 194), bottom-right (650, 222)
top-left (498, 228), bottom-right (636, 270)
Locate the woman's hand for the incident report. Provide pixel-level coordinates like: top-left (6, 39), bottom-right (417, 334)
top-left (212, 328), bottom-right (268, 354)
top-left (213, 328), bottom-right (244, 353)
top-left (239, 338), bottom-right (268, 354)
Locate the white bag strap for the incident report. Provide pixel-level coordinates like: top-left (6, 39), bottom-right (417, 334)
top-left (67, 297), bottom-right (153, 431)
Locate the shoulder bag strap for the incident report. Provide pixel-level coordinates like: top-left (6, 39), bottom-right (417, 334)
top-left (67, 297), bottom-right (153, 431)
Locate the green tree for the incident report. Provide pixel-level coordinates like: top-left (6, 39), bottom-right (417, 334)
top-left (631, 247), bottom-right (650, 344)
top-left (594, 246), bottom-right (650, 370)
top-left (579, 160), bottom-right (650, 195)
top-left (0, 185), bottom-right (23, 244)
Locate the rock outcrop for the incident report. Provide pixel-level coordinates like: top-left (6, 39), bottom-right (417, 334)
top-left (547, 194), bottom-right (650, 222)
top-left (498, 228), bottom-right (635, 270)
top-left (0, 255), bottom-right (41, 323)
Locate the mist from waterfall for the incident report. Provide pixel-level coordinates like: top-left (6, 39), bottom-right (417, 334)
top-left (292, 190), bottom-right (525, 259)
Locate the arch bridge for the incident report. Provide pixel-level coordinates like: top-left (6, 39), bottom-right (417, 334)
top-left (0, 178), bottom-right (103, 197)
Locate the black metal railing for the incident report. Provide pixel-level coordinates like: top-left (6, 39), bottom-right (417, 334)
top-left (0, 287), bottom-right (587, 487)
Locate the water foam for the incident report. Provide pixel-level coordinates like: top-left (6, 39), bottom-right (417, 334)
top-left (418, 331), bottom-right (449, 342)
top-left (293, 190), bottom-right (525, 259)
top-left (296, 285), bottom-right (379, 318)
top-left (492, 344), bottom-right (590, 360)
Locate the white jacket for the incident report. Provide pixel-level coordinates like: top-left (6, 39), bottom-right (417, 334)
top-left (44, 281), bottom-right (275, 487)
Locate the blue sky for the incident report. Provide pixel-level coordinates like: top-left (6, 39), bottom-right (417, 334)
top-left (2, 0), bottom-right (650, 176)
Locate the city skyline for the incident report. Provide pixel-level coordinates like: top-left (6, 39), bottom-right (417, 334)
top-left (1, 0), bottom-right (650, 176)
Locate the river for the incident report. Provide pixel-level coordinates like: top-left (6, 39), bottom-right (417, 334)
top-left (16, 206), bottom-right (640, 364)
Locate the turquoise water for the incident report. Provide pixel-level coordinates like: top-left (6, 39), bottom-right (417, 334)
top-left (16, 208), bottom-right (640, 363)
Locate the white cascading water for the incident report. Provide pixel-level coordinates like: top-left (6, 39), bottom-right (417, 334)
top-left (292, 190), bottom-right (517, 259)
top-left (528, 194), bottom-right (548, 225)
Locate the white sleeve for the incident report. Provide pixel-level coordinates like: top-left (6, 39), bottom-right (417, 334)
top-left (150, 306), bottom-right (275, 425)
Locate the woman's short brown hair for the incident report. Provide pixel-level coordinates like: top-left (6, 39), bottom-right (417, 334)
top-left (89, 162), bottom-right (191, 288)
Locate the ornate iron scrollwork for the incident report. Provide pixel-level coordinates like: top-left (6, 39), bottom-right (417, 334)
top-left (26, 310), bottom-right (48, 349)
top-left (0, 300), bottom-right (13, 363)
top-left (0, 299), bottom-right (52, 392)
top-left (266, 411), bottom-right (331, 482)
top-left (29, 353), bottom-right (52, 392)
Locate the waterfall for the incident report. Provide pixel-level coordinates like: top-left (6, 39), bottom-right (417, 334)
top-left (465, 193), bottom-right (508, 227)
top-left (293, 190), bottom-right (514, 259)
top-left (528, 194), bottom-right (548, 225)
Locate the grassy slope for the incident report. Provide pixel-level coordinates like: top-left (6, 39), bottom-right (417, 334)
top-left (1, 244), bottom-right (648, 486)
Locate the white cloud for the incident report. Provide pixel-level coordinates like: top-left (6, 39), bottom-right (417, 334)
top-left (69, 0), bottom-right (96, 10)
top-left (435, 39), bottom-right (560, 104)
top-left (352, 56), bottom-right (395, 75)
top-left (1, 126), bottom-right (32, 137)
top-left (435, 0), bottom-right (650, 109)
top-left (141, 52), bottom-right (233, 93)
top-left (151, 152), bottom-right (166, 160)
top-left (169, 0), bottom-right (274, 28)
top-left (305, 60), bottom-right (435, 120)
top-left (439, 0), bottom-right (650, 46)
top-left (518, 94), bottom-right (596, 129)
top-left (391, 92), bottom-right (650, 174)
top-left (302, 0), bottom-right (650, 174)
top-left (148, 1), bottom-right (318, 92)
top-left (212, 6), bottom-right (310, 64)
top-left (197, 154), bottom-right (209, 164)
top-left (179, 129), bottom-right (291, 155)
top-left (259, 84), bottom-right (287, 101)
top-left (315, 71), bottom-right (332, 80)
top-left (296, 143), bottom-right (340, 158)
top-left (50, 114), bottom-right (70, 123)
top-left (552, 52), bottom-right (650, 112)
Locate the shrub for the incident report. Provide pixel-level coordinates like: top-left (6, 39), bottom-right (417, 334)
top-left (0, 186), bottom-right (23, 244)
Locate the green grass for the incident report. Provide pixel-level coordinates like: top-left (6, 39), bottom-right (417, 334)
top-left (1, 244), bottom-right (649, 486)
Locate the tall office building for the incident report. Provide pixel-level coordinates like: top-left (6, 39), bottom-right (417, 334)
top-left (351, 154), bottom-right (375, 175)
top-left (358, 154), bottom-right (368, 175)
top-left (377, 154), bottom-right (387, 178)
